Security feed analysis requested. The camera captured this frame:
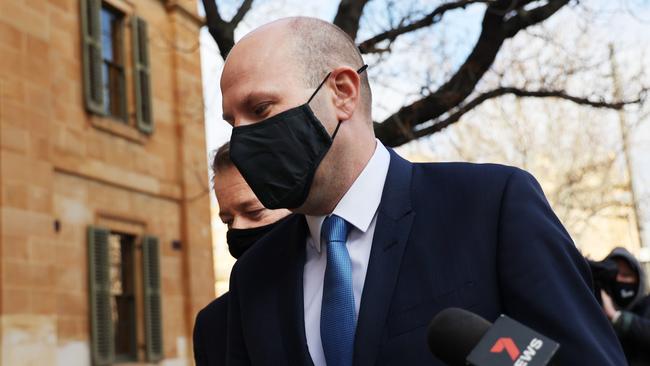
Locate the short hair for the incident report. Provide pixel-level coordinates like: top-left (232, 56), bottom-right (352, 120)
top-left (210, 142), bottom-right (234, 187)
top-left (288, 17), bottom-right (372, 117)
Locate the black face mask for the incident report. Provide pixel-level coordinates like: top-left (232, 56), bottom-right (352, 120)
top-left (612, 281), bottom-right (638, 308)
top-left (226, 220), bottom-right (282, 259)
top-left (229, 65), bottom-right (368, 209)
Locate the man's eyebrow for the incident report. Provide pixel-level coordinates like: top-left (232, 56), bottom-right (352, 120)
top-left (243, 90), bottom-right (279, 106)
top-left (222, 89), bottom-right (281, 124)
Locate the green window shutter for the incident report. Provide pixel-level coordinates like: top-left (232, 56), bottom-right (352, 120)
top-left (87, 226), bottom-right (114, 366)
top-left (142, 235), bottom-right (163, 362)
top-left (80, 0), bottom-right (104, 114)
top-left (132, 16), bottom-right (153, 134)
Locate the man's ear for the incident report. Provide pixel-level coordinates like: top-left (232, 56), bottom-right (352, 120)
top-left (329, 67), bottom-right (361, 122)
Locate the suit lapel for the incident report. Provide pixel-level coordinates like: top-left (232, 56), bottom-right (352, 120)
top-left (353, 150), bottom-right (415, 366)
top-left (276, 215), bottom-right (314, 365)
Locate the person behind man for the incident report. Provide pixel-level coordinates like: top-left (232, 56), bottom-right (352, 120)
top-left (599, 247), bottom-right (650, 366)
top-left (193, 142), bottom-right (290, 366)
top-left (221, 17), bottom-right (626, 365)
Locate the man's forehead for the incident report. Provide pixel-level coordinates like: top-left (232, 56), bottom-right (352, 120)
top-left (215, 168), bottom-right (249, 198)
top-left (220, 52), bottom-right (299, 114)
top-left (221, 24), bottom-right (296, 87)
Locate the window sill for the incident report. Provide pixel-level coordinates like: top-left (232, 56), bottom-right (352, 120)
top-left (89, 114), bottom-right (147, 144)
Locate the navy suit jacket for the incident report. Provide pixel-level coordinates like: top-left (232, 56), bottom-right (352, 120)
top-left (194, 293), bottom-right (228, 366)
top-left (227, 149), bottom-right (626, 365)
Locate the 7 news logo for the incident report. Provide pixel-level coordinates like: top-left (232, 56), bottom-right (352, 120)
top-left (490, 337), bottom-right (544, 366)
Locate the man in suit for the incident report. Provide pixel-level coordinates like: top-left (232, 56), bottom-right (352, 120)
top-left (221, 17), bottom-right (627, 365)
top-left (193, 142), bottom-right (290, 366)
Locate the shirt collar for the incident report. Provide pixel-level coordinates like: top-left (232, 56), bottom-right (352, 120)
top-left (305, 140), bottom-right (390, 253)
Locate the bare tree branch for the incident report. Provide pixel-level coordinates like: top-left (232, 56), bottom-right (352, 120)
top-left (358, 0), bottom-right (490, 54)
top-left (333, 0), bottom-right (372, 41)
top-left (231, 0), bottom-right (253, 28)
top-left (507, 88), bottom-right (646, 109)
top-left (374, 0), bottom-right (571, 146)
top-left (503, 0), bottom-right (570, 36)
top-left (202, 0), bottom-right (254, 58)
top-left (409, 86), bottom-right (646, 141)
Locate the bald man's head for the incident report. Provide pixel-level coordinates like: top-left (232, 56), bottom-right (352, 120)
top-left (223, 17), bottom-right (372, 121)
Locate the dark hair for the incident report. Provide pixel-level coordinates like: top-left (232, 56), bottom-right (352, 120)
top-left (210, 142), bottom-right (234, 186)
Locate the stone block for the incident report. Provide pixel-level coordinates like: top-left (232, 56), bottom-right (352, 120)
top-left (53, 126), bottom-right (86, 158)
top-left (55, 264), bottom-right (84, 292)
top-left (0, 123), bottom-right (29, 154)
top-left (3, 259), bottom-right (32, 288)
top-left (1, 207), bottom-right (52, 238)
top-left (28, 236), bottom-right (57, 264)
top-left (2, 234), bottom-right (29, 260)
top-left (3, 181), bottom-right (29, 209)
top-left (0, 1), bottom-right (49, 40)
top-left (56, 292), bottom-right (86, 317)
top-left (56, 316), bottom-right (81, 342)
top-left (25, 82), bottom-right (51, 113)
top-left (32, 289), bottom-right (58, 315)
top-left (54, 242), bottom-right (85, 271)
top-left (2, 288), bottom-right (31, 314)
top-left (28, 186), bottom-right (52, 213)
top-left (48, 0), bottom-right (74, 13)
top-left (0, 150), bottom-right (52, 188)
top-left (0, 19), bottom-right (24, 50)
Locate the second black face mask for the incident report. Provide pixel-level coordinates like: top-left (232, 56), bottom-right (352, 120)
top-left (229, 65), bottom-right (368, 209)
top-left (226, 220), bottom-right (280, 259)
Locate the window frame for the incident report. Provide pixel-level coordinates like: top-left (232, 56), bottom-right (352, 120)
top-left (88, 222), bottom-right (164, 364)
top-left (108, 231), bottom-right (138, 363)
top-left (100, 2), bottom-right (128, 123)
top-left (81, 0), bottom-right (155, 142)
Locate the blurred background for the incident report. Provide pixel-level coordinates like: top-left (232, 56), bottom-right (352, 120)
top-left (1, 0), bottom-right (649, 365)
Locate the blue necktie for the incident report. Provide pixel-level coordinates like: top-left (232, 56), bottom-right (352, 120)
top-left (321, 215), bottom-right (355, 366)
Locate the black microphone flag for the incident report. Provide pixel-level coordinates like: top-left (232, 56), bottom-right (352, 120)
top-left (466, 315), bottom-right (559, 366)
top-left (428, 308), bottom-right (559, 366)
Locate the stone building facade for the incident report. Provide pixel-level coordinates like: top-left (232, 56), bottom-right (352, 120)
top-left (0, 0), bottom-right (214, 365)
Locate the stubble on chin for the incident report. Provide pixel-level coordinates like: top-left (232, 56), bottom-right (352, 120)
top-left (293, 167), bottom-right (344, 216)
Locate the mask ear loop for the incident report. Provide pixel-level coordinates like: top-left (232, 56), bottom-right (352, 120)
top-left (307, 72), bottom-right (332, 104)
top-left (307, 64), bottom-right (368, 104)
top-left (309, 64), bottom-right (369, 140)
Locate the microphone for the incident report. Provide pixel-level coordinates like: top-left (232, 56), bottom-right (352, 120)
top-left (427, 308), bottom-right (559, 366)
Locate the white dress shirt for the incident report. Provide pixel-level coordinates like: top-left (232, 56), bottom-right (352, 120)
top-left (303, 140), bottom-right (390, 366)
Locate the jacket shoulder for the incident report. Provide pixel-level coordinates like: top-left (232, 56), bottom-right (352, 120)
top-left (411, 161), bottom-right (526, 192)
top-left (414, 161), bottom-right (520, 179)
top-left (407, 162), bottom-right (541, 220)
